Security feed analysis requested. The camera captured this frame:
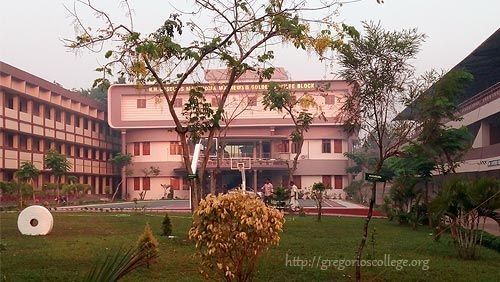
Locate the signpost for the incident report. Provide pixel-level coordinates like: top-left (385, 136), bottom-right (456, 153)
top-left (365, 173), bottom-right (385, 182)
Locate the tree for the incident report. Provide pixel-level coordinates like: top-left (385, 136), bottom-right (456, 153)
top-left (44, 149), bottom-right (72, 200)
top-left (109, 153), bottom-right (132, 201)
top-left (336, 22), bottom-right (424, 281)
top-left (262, 82), bottom-right (325, 182)
top-left (311, 182), bottom-right (329, 222)
top-left (15, 161), bottom-right (41, 205)
top-left (65, 0), bottom-right (352, 210)
top-left (430, 178), bottom-right (500, 259)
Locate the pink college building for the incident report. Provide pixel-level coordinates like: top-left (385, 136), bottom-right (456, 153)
top-left (108, 69), bottom-right (357, 200)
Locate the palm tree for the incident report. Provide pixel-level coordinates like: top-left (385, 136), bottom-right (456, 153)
top-left (15, 161), bottom-right (41, 207)
top-left (44, 149), bottom-right (72, 200)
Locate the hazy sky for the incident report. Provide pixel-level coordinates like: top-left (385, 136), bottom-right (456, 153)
top-left (1, 0), bottom-right (499, 90)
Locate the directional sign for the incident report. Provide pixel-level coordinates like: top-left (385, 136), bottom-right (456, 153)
top-left (365, 173), bottom-right (385, 182)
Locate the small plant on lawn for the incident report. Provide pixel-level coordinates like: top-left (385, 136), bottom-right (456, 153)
top-left (136, 223), bottom-right (159, 268)
top-left (311, 182), bottom-right (329, 222)
top-left (189, 191), bottom-right (284, 281)
top-left (161, 213), bottom-right (173, 236)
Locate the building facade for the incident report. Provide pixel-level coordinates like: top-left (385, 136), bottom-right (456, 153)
top-left (108, 69), bottom-right (356, 200)
top-left (0, 61), bottom-right (121, 195)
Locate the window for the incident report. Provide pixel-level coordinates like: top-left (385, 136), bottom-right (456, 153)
top-left (322, 175), bottom-right (332, 188)
top-left (325, 95), bottom-right (335, 105)
top-left (170, 177), bottom-right (181, 190)
top-left (98, 123), bottom-right (103, 134)
top-left (83, 118), bottom-right (88, 129)
top-left (65, 112), bottom-right (72, 125)
top-left (19, 135), bottom-right (28, 150)
top-left (170, 142), bottom-right (182, 155)
top-left (211, 97), bottom-right (218, 107)
top-left (322, 139), bottom-right (331, 153)
top-left (19, 98), bottom-right (28, 112)
top-left (137, 99), bottom-right (146, 108)
top-left (134, 178), bottom-right (140, 191)
top-left (142, 142), bottom-right (150, 155)
top-left (6, 94), bottom-right (15, 109)
top-left (291, 141), bottom-right (299, 154)
top-left (277, 140), bottom-right (289, 153)
top-left (55, 109), bottom-right (62, 122)
top-left (91, 121), bottom-right (96, 132)
top-left (56, 143), bottom-right (62, 153)
top-left (143, 177), bottom-right (150, 190)
top-left (75, 116), bottom-right (80, 127)
top-left (32, 138), bottom-right (41, 152)
top-left (133, 142), bottom-right (140, 156)
top-left (5, 133), bottom-right (14, 148)
top-left (334, 139), bottom-right (342, 153)
top-left (75, 146), bottom-right (81, 158)
top-left (87, 148), bottom-right (92, 159)
top-left (173, 98), bottom-right (183, 107)
top-left (32, 102), bottom-right (40, 116)
top-left (92, 150), bottom-right (97, 160)
top-left (334, 175), bottom-right (343, 189)
top-left (45, 105), bottom-right (52, 119)
top-left (45, 141), bottom-right (52, 151)
top-left (83, 148), bottom-right (89, 159)
top-left (66, 144), bottom-right (72, 156)
top-left (248, 96), bottom-right (257, 106)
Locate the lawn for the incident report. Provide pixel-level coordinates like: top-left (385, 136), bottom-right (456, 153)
top-left (0, 212), bottom-right (499, 281)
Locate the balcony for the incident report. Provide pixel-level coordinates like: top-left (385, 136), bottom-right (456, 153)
top-left (205, 153), bottom-right (288, 170)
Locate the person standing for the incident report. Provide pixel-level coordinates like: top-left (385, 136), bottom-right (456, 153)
top-left (289, 181), bottom-right (300, 211)
top-left (261, 179), bottom-right (274, 205)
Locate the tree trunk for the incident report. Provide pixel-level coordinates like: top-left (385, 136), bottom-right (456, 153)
top-left (111, 179), bottom-right (123, 202)
top-left (355, 180), bottom-right (377, 282)
top-left (425, 179), bottom-right (432, 228)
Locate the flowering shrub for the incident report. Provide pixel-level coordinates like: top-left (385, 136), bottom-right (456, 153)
top-left (189, 191), bottom-right (285, 281)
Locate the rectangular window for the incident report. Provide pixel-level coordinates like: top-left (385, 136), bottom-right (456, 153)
top-left (170, 177), bottom-right (180, 190)
top-left (322, 175), bottom-right (332, 188)
top-left (322, 139), bottom-right (331, 153)
top-left (65, 112), bottom-right (72, 125)
top-left (281, 140), bottom-right (289, 153)
top-left (75, 146), bottom-right (81, 158)
top-left (66, 144), bottom-right (72, 156)
top-left (91, 121), bottom-right (96, 132)
top-left (5, 94), bottom-right (15, 109)
top-left (75, 116), bottom-right (80, 127)
top-left (291, 141), bottom-right (299, 154)
top-left (83, 148), bottom-right (89, 159)
top-left (5, 133), bottom-right (14, 148)
top-left (133, 142), bottom-right (140, 156)
top-left (45, 105), bottom-right (52, 119)
top-left (142, 142), bottom-right (150, 155)
top-left (56, 143), bottom-right (62, 153)
top-left (334, 139), bottom-right (342, 153)
top-left (83, 118), bottom-right (88, 129)
top-left (143, 177), bottom-right (150, 190)
top-left (248, 96), bottom-right (257, 106)
top-left (55, 109), bottom-right (62, 122)
top-left (87, 148), bottom-right (93, 159)
top-left (32, 101), bottom-right (40, 116)
top-left (211, 97), bottom-right (218, 107)
top-left (32, 138), bottom-right (41, 152)
top-left (134, 178), bottom-right (140, 191)
top-left (137, 99), bottom-right (146, 108)
top-left (45, 141), bottom-right (52, 151)
top-left (173, 98), bottom-right (183, 107)
top-left (334, 175), bottom-right (343, 189)
top-left (170, 142), bottom-right (182, 155)
top-left (19, 98), bottom-right (28, 112)
top-left (19, 135), bottom-right (28, 150)
top-left (92, 150), bottom-right (97, 160)
top-left (325, 95), bottom-right (335, 105)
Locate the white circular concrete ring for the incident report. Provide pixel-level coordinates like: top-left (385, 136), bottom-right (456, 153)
top-left (17, 205), bottom-right (54, 236)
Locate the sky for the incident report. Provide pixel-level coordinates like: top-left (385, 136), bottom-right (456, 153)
top-left (1, 0), bottom-right (499, 90)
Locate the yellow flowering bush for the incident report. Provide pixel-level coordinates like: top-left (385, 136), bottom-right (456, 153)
top-left (188, 191), bottom-right (285, 281)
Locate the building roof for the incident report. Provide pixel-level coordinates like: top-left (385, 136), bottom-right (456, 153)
top-left (398, 28), bottom-right (500, 119)
top-left (204, 67), bottom-right (289, 83)
top-left (0, 61), bottom-right (106, 111)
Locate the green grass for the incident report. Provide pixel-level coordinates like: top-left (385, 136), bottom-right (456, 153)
top-left (1, 212), bottom-right (499, 281)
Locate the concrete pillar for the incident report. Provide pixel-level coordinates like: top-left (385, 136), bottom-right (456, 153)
top-left (121, 130), bottom-right (127, 199)
top-left (253, 169), bottom-right (258, 193)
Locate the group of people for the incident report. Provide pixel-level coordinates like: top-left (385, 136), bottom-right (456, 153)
top-left (260, 179), bottom-right (301, 210)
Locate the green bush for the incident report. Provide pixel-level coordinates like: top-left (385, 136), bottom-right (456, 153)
top-left (0, 182), bottom-right (17, 195)
top-left (476, 231), bottom-right (500, 252)
top-left (161, 213), bottom-right (173, 236)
